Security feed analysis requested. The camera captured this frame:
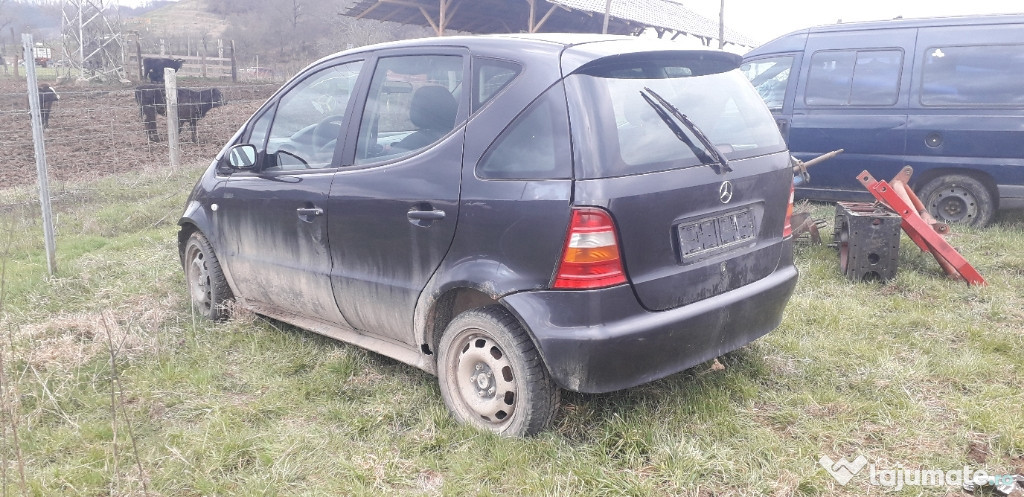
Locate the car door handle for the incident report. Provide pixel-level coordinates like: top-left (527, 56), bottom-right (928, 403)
top-left (407, 209), bottom-right (445, 221)
top-left (296, 207), bottom-right (323, 217)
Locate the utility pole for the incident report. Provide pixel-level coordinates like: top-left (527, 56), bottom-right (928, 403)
top-left (602, 0), bottom-right (612, 34)
top-left (60, 0), bottom-right (125, 81)
top-left (718, 0), bottom-right (725, 49)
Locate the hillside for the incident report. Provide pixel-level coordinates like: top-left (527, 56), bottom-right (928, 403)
top-left (125, 0), bottom-right (229, 43)
top-left (121, 0), bottom-right (428, 67)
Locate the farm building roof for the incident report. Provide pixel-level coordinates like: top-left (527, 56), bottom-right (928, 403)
top-left (341, 0), bottom-right (758, 48)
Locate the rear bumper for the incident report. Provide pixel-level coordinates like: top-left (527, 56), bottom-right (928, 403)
top-left (501, 241), bottom-right (798, 393)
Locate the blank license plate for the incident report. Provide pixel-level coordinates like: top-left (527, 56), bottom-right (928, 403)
top-left (677, 209), bottom-right (756, 260)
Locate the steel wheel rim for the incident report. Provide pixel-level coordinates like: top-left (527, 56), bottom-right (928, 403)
top-left (450, 331), bottom-right (518, 427)
top-left (838, 221), bottom-right (850, 274)
top-left (187, 245), bottom-right (212, 312)
top-left (930, 185), bottom-right (977, 223)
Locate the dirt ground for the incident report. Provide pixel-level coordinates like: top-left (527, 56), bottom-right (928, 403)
top-left (0, 77), bottom-right (279, 188)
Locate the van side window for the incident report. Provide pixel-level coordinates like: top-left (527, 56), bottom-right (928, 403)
top-left (806, 50), bottom-right (902, 106)
top-left (921, 44), bottom-right (1024, 106)
top-left (741, 56), bottom-right (794, 111)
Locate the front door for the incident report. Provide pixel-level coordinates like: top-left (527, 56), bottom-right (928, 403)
top-left (215, 60), bottom-right (364, 324)
top-left (328, 52), bottom-right (468, 344)
top-left (741, 53), bottom-right (800, 143)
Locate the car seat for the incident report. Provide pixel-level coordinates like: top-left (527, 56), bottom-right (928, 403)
top-left (394, 85), bottom-right (458, 151)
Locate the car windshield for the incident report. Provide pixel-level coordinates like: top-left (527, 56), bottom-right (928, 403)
top-left (565, 59), bottom-right (785, 179)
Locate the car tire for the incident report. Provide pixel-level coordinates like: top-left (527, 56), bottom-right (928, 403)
top-left (917, 174), bottom-right (994, 227)
top-left (184, 231), bottom-right (233, 321)
top-left (437, 305), bottom-right (559, 437)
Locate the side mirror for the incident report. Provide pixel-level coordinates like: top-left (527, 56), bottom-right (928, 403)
top-left (227, 144), bottom-right (257, 169)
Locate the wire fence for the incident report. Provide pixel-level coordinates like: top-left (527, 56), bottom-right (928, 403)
top-left (0, 78), bottom-right (280, 189)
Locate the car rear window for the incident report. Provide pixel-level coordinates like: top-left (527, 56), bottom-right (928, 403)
top-left (564, 56), bottom-right (786, 179)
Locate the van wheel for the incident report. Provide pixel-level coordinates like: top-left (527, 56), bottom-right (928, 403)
top-left (184, 231), bottom-right (233, 321)
top-left (917, 175), bottom-right (994, 227)
top-left (437, 306), bottom-right (559, 437)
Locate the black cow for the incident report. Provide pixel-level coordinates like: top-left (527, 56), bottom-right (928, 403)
top-left (142, 57), bottom-right (184, 83)
top-left (37, 83), bottom-right (59, 128)
top-left (135, 84), bottom-right (224, 143)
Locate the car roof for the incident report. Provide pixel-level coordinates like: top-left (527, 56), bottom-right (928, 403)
top-left (320, 33), bottom-right (731, 66)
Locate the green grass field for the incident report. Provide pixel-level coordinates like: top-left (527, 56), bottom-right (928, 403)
top-left (1, 164), bottom-right (1021, 496)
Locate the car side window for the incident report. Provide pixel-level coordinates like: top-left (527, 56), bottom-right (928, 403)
top-left (477, 85), bottom-right (571, 180)
top-left (806, 49), bottom-right (902, 106)
top-left (473, 58), bottom-right (520, 111)
top-left (247, 108), bottom-right (272, 150)
top-left (354, 55), bottom-right (464, 165)
top-left (262, 61), bottom-right (363, 172)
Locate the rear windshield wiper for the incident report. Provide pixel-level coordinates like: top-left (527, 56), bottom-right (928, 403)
top-left (638, 87), bottom-right (732, 174)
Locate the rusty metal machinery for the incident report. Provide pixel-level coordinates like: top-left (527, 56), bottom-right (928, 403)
top-left (857, 167), bottom-right (985, 286)
top-left (833, 202), bottom-right (903, 282)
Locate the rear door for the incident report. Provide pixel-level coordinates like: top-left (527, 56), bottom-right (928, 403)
top-left (789, 29), bottom-right (916, 200)
top-left (327, 51), bottom-right (468, 344)
top-left (563, 52), bottom-right (791, 311)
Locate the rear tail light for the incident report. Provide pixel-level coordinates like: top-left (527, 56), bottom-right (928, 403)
top-left (552, 207), bottom-right (627, 289)
top-left (782, 182), bottom-right (795, 238)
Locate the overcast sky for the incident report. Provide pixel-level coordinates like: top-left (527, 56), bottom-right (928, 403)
top-left (120, 0), bottom-right (1022, 50)
top-left (683, 0), bottom-right (1024, 46)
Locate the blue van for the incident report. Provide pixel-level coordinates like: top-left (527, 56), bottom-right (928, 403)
top-left (742, 14), bottom-right (1024, 226)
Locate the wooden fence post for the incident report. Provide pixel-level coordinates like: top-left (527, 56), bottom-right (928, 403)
top-left (164, 68), bottom-right (179, 168)
top-left (201, 38), bottom-right (208, 79)
top-left (229, 40), bottom-right (237, 83)
top-left (136, 39), bottom-right (143, 80)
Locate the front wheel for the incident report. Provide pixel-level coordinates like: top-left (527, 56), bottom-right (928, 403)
top-left (917, 174), bottom-right (994, 227)
top-left (437, 306), bottom-right (559, 437)
top-left (184, 231), bottom-right (233, 321)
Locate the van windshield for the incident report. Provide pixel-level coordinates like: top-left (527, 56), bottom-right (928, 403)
top-left (565, 60), bottom-right (786, 179)
top-left (741, 56), bottom-right (794, 111)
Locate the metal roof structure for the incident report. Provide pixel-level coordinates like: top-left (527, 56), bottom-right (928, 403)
top-left (342, 0), bottom-right (758, 48)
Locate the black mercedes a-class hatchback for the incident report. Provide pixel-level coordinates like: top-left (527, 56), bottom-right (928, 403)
top-left (179, 34), bottom-right (798, 436)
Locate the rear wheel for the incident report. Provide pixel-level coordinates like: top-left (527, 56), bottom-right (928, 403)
top-left (184, 231), bottom-right (233, 321)
top-left (917, 174), bottom-right (994, 227)
top-left (437, 306), bottom-right (559, 437)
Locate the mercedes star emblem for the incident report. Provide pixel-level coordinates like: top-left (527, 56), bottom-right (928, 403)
top-left (719, 181), bottom-right (734, 204)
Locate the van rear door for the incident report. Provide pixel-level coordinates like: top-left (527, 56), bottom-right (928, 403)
top-left (789, 28), bottom-right (917, 200)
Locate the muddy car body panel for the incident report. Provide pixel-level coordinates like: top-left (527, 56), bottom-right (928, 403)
top-left (178, 34), bottom-right (798, 434)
